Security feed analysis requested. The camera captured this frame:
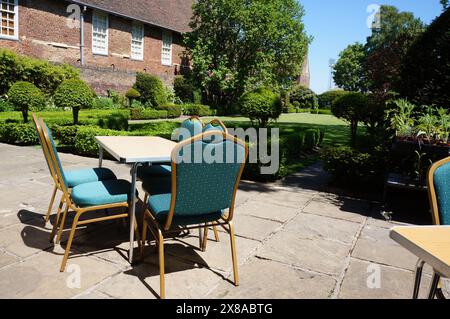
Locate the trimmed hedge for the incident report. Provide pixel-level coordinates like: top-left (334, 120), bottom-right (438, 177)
top-left (0, 123), bottom-right (38, 145)
top-left (129, 108), bottom-right (168, 120)
top-left (97, 111), bottom-right (129, 131)
top-left (74, 126), bottom-right (129, 156)
top-left (156, 104), bottom-right (182, 118)
top-left (182, 104), bottom-right (212, 116)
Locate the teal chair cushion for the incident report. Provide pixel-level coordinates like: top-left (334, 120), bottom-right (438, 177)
top-left (137, 165), bottom-right (171, 180)
top-left (65, 168), bottom-right (117, 188)
top-left (148, 193), bottom-right (224, 226)
top-left (71, 179), bottom-right (133, 208)
top-left (433, 163), bottom-right (450, 225)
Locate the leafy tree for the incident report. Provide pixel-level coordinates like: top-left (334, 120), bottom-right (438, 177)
top-left (133, 72), bottom-right (167, 107)
top-left (7, 81), bottom-right (46, 123)
top-left (318, 90), bottom-right (347, 109)
top-left (331, 92), bottom-right (369, 145)
top-left (184, 0), bottom-right (311, 113)
top-left (288, 85), bottom-right (318, 110)
top-left (364, 5), bottom-right (425, 93)
top-left (442, 0), bottom-right (449, 9)
top-left (238, 87), bottom-right (282, 127)
top-left (400, 8), bottom-right (450, 107)
top-left (333, 43), bottom-right (368, 92)
top-left (53, 79), bottom-right (94, 124)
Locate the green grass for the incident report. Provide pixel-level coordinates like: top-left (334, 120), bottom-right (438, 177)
top-left (0, 109), bottom-right (123, 123)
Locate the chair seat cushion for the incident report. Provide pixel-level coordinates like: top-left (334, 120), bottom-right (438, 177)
top-left (142, 177), bottom-right (172, 195)
top-left (137, 165), bottom-right (171, 180)
top-left (71, 179), bottom-right (133, 208)
top-left (148, 193), bottom-right (224, 226)
top-left (65, 168), bottom-right (117, 188)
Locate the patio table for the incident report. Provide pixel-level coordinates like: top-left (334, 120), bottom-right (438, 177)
top-left (390, 226), bottom-right (450, 299)
top-left (95, 136), bottom-right (176, 263)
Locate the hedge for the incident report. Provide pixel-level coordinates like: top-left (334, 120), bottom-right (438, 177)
top-left (129, 108), bottom-right (168, 120)
top-left (156, 104), bottom-right (182, 118)
top-left (0, 123), bottom-right (38, 145)
top-left (182, 104), bottom-right (212, 116)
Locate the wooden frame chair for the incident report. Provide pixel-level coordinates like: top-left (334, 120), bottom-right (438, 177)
top-left (39, 117), bottom-right (135, 272)
top-left (140, 131), bottom-right (248, 299)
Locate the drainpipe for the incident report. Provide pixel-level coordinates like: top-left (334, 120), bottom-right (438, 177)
top-left (80, 6), bottom-right (87, 66)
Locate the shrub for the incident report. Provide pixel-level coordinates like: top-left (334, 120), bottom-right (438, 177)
top-left (125, 88), bottom-right (141, 106)
top-left (53, 79), bottom-right (94, 124)
top-left (289, 85), bottom-right (318, 110)
top-left (238, 87), bottom-right (282, 127)
top-left (173, 76), bottom-right (200, 103)
top-left (157, 104), bottom-right (182, 118)
top-left (98, 111), bottom-right (129, 131)
top-left (74, 126), bottom-right (128, 156)
top-left (318, 90), bottom-right (348, 109)
top-left (0, 48), bottom-right (79, 96)
top-left (7, 81), bottom-right (46, 123)
top-left (93, 97), bottom-right (115, 109)
top-left (303, 128), bottom-right (323, 149)
top-left (182, 104), bottom-right (212, 117)
top-left (0, 123), bottom-right (39, 145)
top-left (53, 125), bottom-right (79, 146)
top-left (332, 92), bottom-right (369, 145)
top-left (0, 99), bottom-right (13, 112)
top-left (321, 145), bottom-right (387, 189)
top-left (129, 108), bottom-right (167, 120)
top-left (133, 72), bottom-right (167, 107)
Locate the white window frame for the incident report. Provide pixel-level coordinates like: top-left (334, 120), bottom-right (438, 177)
top-left (92, 11), bottom-right (109, 56)
top-left (0, 0), bottom-right (19, 40)
top-left (161, 30), bottom-right (172, 66)
top-left (131, 22), bottom-right (144, 61)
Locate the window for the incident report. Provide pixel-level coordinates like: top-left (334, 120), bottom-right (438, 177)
top-left (131, 22), bottom-right (144, 60)
top-left (0, 0), bottom-right (18, 40)
top-left (161, 30), bottom-right (172, 66)
top-left (92, 11), bottom-right (108, 55)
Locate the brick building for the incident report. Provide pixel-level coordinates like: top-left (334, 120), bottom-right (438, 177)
top-left (0, 0), bottom-right (193, 94)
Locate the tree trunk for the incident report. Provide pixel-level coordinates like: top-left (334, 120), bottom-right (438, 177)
top-left (73, 108), bottom-right (79, 125)
top-left (22, 108), bottom-right (29, 123)
top-left (350, 121), bottom-right (358, 146)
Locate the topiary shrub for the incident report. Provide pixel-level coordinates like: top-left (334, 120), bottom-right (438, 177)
top-left (53, 79), bottom-right (94, 124)
top-left (133, 72), bottom-right (167, 107)
top-left (0, 123), bottom-right (39, 145)
top-left (331, 92), bottom-right (369, 145)
top-left (129, 108), bottom-right (168, 120)
top-left (238, 87), bottom-right (282, 127)
top-left (157, 104), bottom-right (182, 118)
top-left (125, 88), bottom-right (141, 106)
top-left (7, 81), bottom-right (46, 123)
top-left (318, 90), bottom-right (348, 109)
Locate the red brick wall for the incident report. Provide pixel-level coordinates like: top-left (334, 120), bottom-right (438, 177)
top-left (0, 0), bottom-right (187, 94)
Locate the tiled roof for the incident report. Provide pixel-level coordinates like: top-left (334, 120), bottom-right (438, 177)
top-left (68, 0), bottom-right (193, 33)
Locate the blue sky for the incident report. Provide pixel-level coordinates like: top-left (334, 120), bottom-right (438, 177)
top-left (300, 0), bottom-right (443, 94)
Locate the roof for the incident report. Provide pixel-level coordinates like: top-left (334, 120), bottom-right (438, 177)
top-left (68, 0), bottom-right (193, 33)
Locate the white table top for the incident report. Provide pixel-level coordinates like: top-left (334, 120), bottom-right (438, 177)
top-left (95, 136), bottom-right (177, 163)
top-left (390, 226), bottom-right (450, 278)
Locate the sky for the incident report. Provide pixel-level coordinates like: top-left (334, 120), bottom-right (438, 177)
top-left (300, 0), bottom-right (443, 94)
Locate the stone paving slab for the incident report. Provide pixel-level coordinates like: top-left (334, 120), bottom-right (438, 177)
top-left (303, 198), bottom-right (370, 223)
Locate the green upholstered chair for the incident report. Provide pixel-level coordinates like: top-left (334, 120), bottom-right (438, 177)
top-left (140, 131), bottom-right (248, 299)
top-left (39, 118), bottom-right (135, 272)
top-left (32, 114), bottom-right (117, 225)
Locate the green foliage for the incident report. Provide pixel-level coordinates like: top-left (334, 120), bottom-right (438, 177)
top-left (156, 104), bottom-right (182, 118)
top-left (97, 111), bottom-right (129, 131)
top-left (332, 92), bottom-right (369, 145)
top-left (184, 0), bottom-right (311, 112)
top-left (0, 48), bottom-right (79, 96)
top-left (173, 76), bottom-right (200, 103)
top-left (385, 99), bottom-right (416, 137)
top-left (333, 43), bottom-right (368, 92)
top-left (0, 99), bottom-right (13, 112)
top-left (53, 125), bottom-right (79, 146)
top-left (400, 8), bottom-right (450, 107)
top-left (7, 81), bottom-right (46, 123)
top-left (321, 145), bottom-right (387, 188)
top-left (0, 123), bottom-right (38, 145)
top-left (93, 97), bottom-right (116, 109)
top-left (125, 88), bottom-right (141, 105)
top-left (133, 72), bottom-right (167, 107)
top-left (53, 79), bottom-right (94, 124)
top-left (289, 85), bottom-right (318, 110)
top-left (129, 108), bottom-right (168, 120)
top-left (182, 104), bottom-right (212, 117)
top-left (303, 128), bottom-right (323, 149)
top-left (318, 90), bottom-right (348, 109)
top-left (74, 126), bottom-right (128, 157)
top-left (238, 87), bottom-right (282, 127)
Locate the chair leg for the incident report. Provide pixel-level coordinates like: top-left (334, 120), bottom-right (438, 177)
top-left (202, 223), bottom-right (209, 252)
top-left (157, 229), bottom-right (165, 299)
top-left (49, 197), bottom-right (64, 242)
top-left (60, 213), bottom-right (81, 272)
top-left (412, 259), bottom-right (425, 299)
top-left (56, 202), bottom-right (70, 244)
top-left (140, 217), bottom-right (148, 259)
top-left (213, 225), bottom-right (220, 242)
top-left (228, 222), bottom-right (239, 286)
top-left (45, 185), bottom-right (58, 223)
top-left (428, 271), bottom-right (441, 299)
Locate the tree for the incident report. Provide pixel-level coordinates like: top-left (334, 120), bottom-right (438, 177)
top-left (133, 73), bottom-right (167, 107)
top-left (53, 79), bottom-right (93, 124)
top-left (289, 85), bottom-right (318, 110)
top-left (442, 0), bottom-right (449, 9)
top-left (400, 7), bottom-right (450, 107)
top-left (364, 6), bottom-right (425, 93)
top-left (7, 81), bottom-right (45, 123)
top-left (184, 0), bottom-right (311, 113)
top-left (331, 92), bottom-right (369, 145)
top-left (238, 87), bottom-right (282, 127)
top-left (333, 43), bottom-right (368, 92)
top-left (318, 90), bottom-right (347, 109)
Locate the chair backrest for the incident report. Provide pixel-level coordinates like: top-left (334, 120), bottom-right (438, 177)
top-left (428, 157), bottom-right (450, 225)
top-left (164, 131), bottom-right (248, 229)
top-left (39, 118), bottom-right (69, 191)
top-left (177, 116), bottom-right (204, 142)
top-left (203, 119), bottom-right (228, 133)
top-left (31, 114), bottom-right (58, 184)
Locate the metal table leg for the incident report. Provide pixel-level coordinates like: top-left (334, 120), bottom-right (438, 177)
top-left (428, 271), bottom-right (441, 299)
top-left (99, 146), bottom-right (104, 168)
top-left (129, 162), bottom-right (141, 263)
top-left (412, 259), bottom-right (425, 299)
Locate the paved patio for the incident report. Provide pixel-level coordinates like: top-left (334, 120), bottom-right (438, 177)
top-left (0, 142), bottom-right (448, 299)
